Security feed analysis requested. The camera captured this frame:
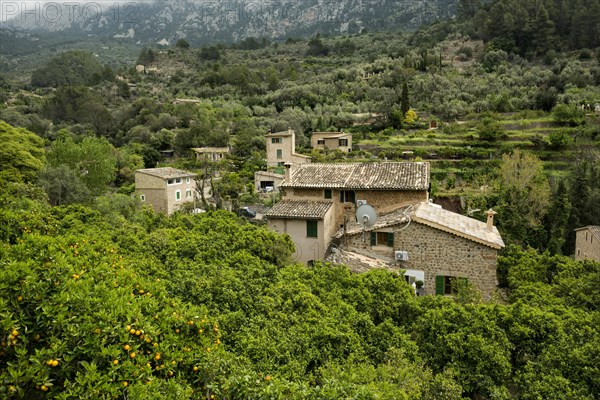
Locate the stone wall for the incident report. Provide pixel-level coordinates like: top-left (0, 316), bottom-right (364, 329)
top-left (575, 229), bottom-right (600, 262)
top-left (344, 221), bottom-right (498, 299)
top-left (285, 188), bottom-right (428, 234)
top-left (135, 173), bottom-right (196, 215)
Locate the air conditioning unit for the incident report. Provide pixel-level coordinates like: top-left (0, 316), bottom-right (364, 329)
top-left (356, 200), bottom-right (368, 207)
top-left (395, 251), bottom-right (409, 262)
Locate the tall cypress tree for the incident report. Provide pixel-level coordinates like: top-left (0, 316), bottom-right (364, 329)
top-left (400, 82), bottom-right (410, 117)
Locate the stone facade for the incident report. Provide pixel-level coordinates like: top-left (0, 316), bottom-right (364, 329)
top-left (575, 227), bottom-right (600, 262)
top-left (343, 221), bottom-right (498, 299)
top-left (135, 169), bottom-right (196, 215)
top-left (311, 132), bottom-right (353, 152)
top-left (254, 171), bottom-right (284, 192)
top-left (266, 129), bottom-right (310, 168)
top-left (267, 205), bottom-right (335, 265)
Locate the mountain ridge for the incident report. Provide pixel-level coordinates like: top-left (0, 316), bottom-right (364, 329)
top-left (1, 0), bottom-right (457, 45)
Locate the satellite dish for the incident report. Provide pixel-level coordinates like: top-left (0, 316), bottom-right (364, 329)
top-left (356, 204), bottom-right (378, 228)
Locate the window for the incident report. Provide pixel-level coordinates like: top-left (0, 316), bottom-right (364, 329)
top-left (277, 162), bottom-right (285, 166)
top-left (276, 149), bottom-right (283, 159)
top-left (370, 231), bottom-right (394, 247)
top-left (271, 137), bottom-right (282, 144)
top-left (306, 220), bottom-right (318, 238)
top-left (186, 189), bottom-right (192, 198)
top-left (324, 189), bottom-right (332, 199)
top-left (340, 190), bottom-right (355, 203)
top-left (140, 194), bottom-right (145, 201)
top-left (167, 179), bottom-right (175, 185)
top-left (317, 139), bottom-right (325, 145)
top-left (435, 276), bottom-right (468, 295)
top-left (339, 138), bottom-right (348, 147)
top-left (186, 177), bottom-right (190, 184)
top-left (175, 190), bottom-right (181, 201)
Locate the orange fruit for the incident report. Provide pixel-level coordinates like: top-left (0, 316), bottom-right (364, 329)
top-left (129, 329), bottom-right (136, 335)
top-left (51, 360), bottom-right (59, 367)
top-left (154, 353), bottom-right (160, 361)
top-left (129, 352), bottom-right (136, 358)
top-left (17, 296), bottom-right (23, 302)
top-left (41, 385), bottom-right (48, 392)
top-left (11, 330), bottom-right (18, 337)
top-left (124, 344), bottom-right (131, 351)
top-left (193, 366), bottom-right (199, 372)
top-left (113, 360), bottom-right (119, 365)
top-left (123, 381), bottom-right (128, 387)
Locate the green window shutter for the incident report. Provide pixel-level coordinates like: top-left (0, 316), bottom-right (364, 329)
top-left (324, 189), bottom-right (332, 199)
top-left (387, 232), bottom-right (394, 247)
top-left (307, 221), bottom-right (318, 238)
top-left (370, 232), bottom-right (376, 246)
top-left (435, 276), bottom-right (445, 295)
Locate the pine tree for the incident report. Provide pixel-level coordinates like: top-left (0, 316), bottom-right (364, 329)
top-left (458, 0), bottom-right (481, 20)
top-left (531, 2), bottom-right (556, 55)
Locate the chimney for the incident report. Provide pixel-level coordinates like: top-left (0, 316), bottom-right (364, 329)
top-left (485, 209), bottom-right (497, 232)
top-left (284, 162), bottom-right (292, 182)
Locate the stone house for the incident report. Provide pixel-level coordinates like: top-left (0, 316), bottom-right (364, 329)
top-left (265, 200), bottom-right (337, 265)
top-left (135, 168), bottom-right (196, 215)
top-left (332, 203), bottom-right (504, 300)
top-left (191, 147), bottom-right (230, 163)
top-left (266, 129), bottom-right (311, 168)
top-left (575, 226), bottom-right (600, 262)
top-left (254, 170), bottom-right (284, 192)
top-left (311, 132), bottom-right (353, 152)
top-left (266, 162), bottom-right (430, 265)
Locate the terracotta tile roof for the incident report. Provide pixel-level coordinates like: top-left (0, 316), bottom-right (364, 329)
top-left (266, 129), bottom-right (294, 137)
top-left (413, 203), bottom-right (505, 249)
top-left (265, 200), bottom-right (332, 219)
top-left (136, 167), bottom-right (196, 179)
top-left (312, 132), bottom-right (351, 139)
top-left (282, 162), bottom-right (429, 190)
top-left (191, 147), bottom-right (230, 153)
top-left (336, 203), bottom-right (504, 249)
top-left (575, 226), bottom-right (600, 240)
top-left (255, 171), bottom-right (284, 179)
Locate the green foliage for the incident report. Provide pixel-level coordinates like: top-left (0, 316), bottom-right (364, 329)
top-left (136, 48), bottom-right (156, 66)
top-left (547, 130), bottom-right (573, 148)
top-left (43, 86), bottom-right (112, 136)
top-left (47, 135), bottom-right (117, 196)
top-left (497, 150), bottom-right (550, 247)
top-left (0, 120), bottom-right (45, 183)
top-left (307, 37), bottom-right (330, 57)
top-left (38, 164), bottom-right (91, 206)
top-left (31, 51), bottom-right (110, 88)
top-left (175, 39), bottom-right (190, 50)
top-left (477, 117), bottom-right (504, 142)
top-left (552, 103), bottom-right (585, 126)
